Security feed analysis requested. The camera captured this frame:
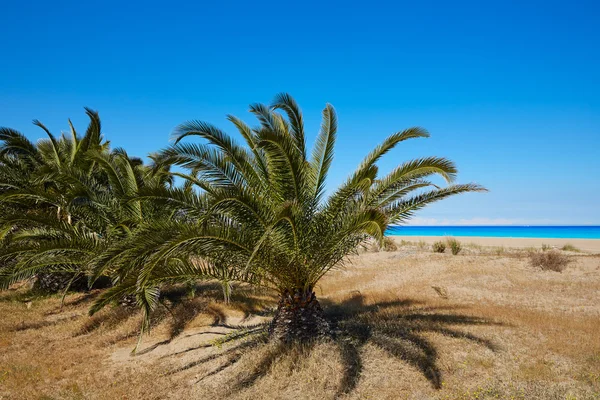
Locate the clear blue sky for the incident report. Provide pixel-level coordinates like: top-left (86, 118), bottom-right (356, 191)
top-left (1, 1), bottom-right (599, 225)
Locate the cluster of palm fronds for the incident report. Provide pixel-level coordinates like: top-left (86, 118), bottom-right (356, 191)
top-left (0, 94), bottom-right (485, 343)
top-left (0, 110), bottom-right (173, 294)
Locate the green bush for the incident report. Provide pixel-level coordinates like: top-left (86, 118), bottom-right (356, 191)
top-left (432, 241), bottom-right (446, 253)
top-left (447, 237), bottom-right (462, 255)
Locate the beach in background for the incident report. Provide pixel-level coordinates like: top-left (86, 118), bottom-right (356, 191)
top-left (391, 235), bottom-right (600, 253)
top-left (386, 226), bottom-right (600, 239)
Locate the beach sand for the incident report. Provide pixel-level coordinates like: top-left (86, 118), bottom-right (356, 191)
top-left (391, 235), bottom-right (600, 253)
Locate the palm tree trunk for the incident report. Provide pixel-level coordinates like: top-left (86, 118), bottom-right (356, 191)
top-left (34, 272), bottom-right (87, 293)
top-left (268, 288), bottom-right (330, 343)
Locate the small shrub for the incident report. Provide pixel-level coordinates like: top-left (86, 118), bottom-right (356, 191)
top-left (417, 240), bottom-right (428, 250)
top-left (369, 241), bottom-right (380, 252)
top-left (447, 237), bottom-right (462, 255)
top-left (382, 237), bottom-right (398, 252)
top-left (368, 237), bottom-right (398, 252)
top-left (541, 244), bottom-right (552, 251)
top-left (561, 243), bottom-right (580, 252)
top-left (432, 241), bottom-right (446, 253)
top-left (530, 250), bottom-right (571, 272)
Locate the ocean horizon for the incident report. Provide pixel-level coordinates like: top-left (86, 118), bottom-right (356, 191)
top-left (386, 226), bottom-right (600, 239)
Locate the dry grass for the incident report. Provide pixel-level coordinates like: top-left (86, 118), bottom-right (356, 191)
top-left (367, 237), bottom-right (399, 252)
top-left (447, 237), bottom-right (462, 255)
top-left (433, 241), bottom-right (446, 253)
top-left (530, 250), bottom-right (572, 272)
top-left (381, 236), bottom-right (398, 252)
top-left (1, 246), bottom-right (600, 399)
top-left (562, 243), bottom-right (581, 252)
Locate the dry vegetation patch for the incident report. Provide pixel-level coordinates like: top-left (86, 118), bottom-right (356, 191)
top-left (530, 250), bottom-right (572, 272)
top-left (1, 247), bottom-right (600, 399)
top-left (433, 241), bottom-right (446, 253)
top-left (447, 237), bottom-right (462, 255)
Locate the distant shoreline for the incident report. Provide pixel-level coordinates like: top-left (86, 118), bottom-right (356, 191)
top-left (386, 226), bottom-right (600, 240)
top-left (390, 235), bottom-right (600, 253)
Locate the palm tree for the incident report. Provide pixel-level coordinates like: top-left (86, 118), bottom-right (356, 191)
top-left (0, 111), bottom-right (172, 293)
top-left (0, 110), bottom-right (107, 291)
top-left (90, 93), bottom-right (486, 343)
top-left (0, 108), bottom-right (107, 222)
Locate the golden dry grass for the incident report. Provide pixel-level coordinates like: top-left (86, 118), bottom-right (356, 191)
top-left (1, 245), bottom-right (600, 399)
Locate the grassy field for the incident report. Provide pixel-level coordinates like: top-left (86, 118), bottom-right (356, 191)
top-left (1, 242), bottom-right (600, 399)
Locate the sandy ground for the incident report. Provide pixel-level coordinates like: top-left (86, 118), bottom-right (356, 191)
top-left (1, 242), bottom-right (600, 399)
top-left (392, 235), bottom-right (600, 253)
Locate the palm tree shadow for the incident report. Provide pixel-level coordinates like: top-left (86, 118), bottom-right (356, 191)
top-left (135, 283), bottom-right (274, 355)
top-left (161, 321), bottom-right (310, 397)
top-left (73, 306), bottom-right (135, 336)
top-left (324, 294), bottom-right (502, 395)
top-left (164, 322), bottom-right (270, 381)
top-left (209, 337), bottom-right (313, 396)
top-left (163, 294), bottom-right (501, 398)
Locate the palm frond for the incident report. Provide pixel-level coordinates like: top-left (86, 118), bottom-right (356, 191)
top-left (309, 104), bottom-right (337, 203)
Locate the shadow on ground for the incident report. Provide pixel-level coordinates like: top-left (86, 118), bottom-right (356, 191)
top-left (118, 282), bottom-right (276, 354)
top-left (324, 294), bottom-right (501, 396)
top-left (157, 293), bottom-right (501, 398)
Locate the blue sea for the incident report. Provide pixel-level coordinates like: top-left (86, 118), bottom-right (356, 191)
top-left (386, 226), bottom-right (600, 239)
